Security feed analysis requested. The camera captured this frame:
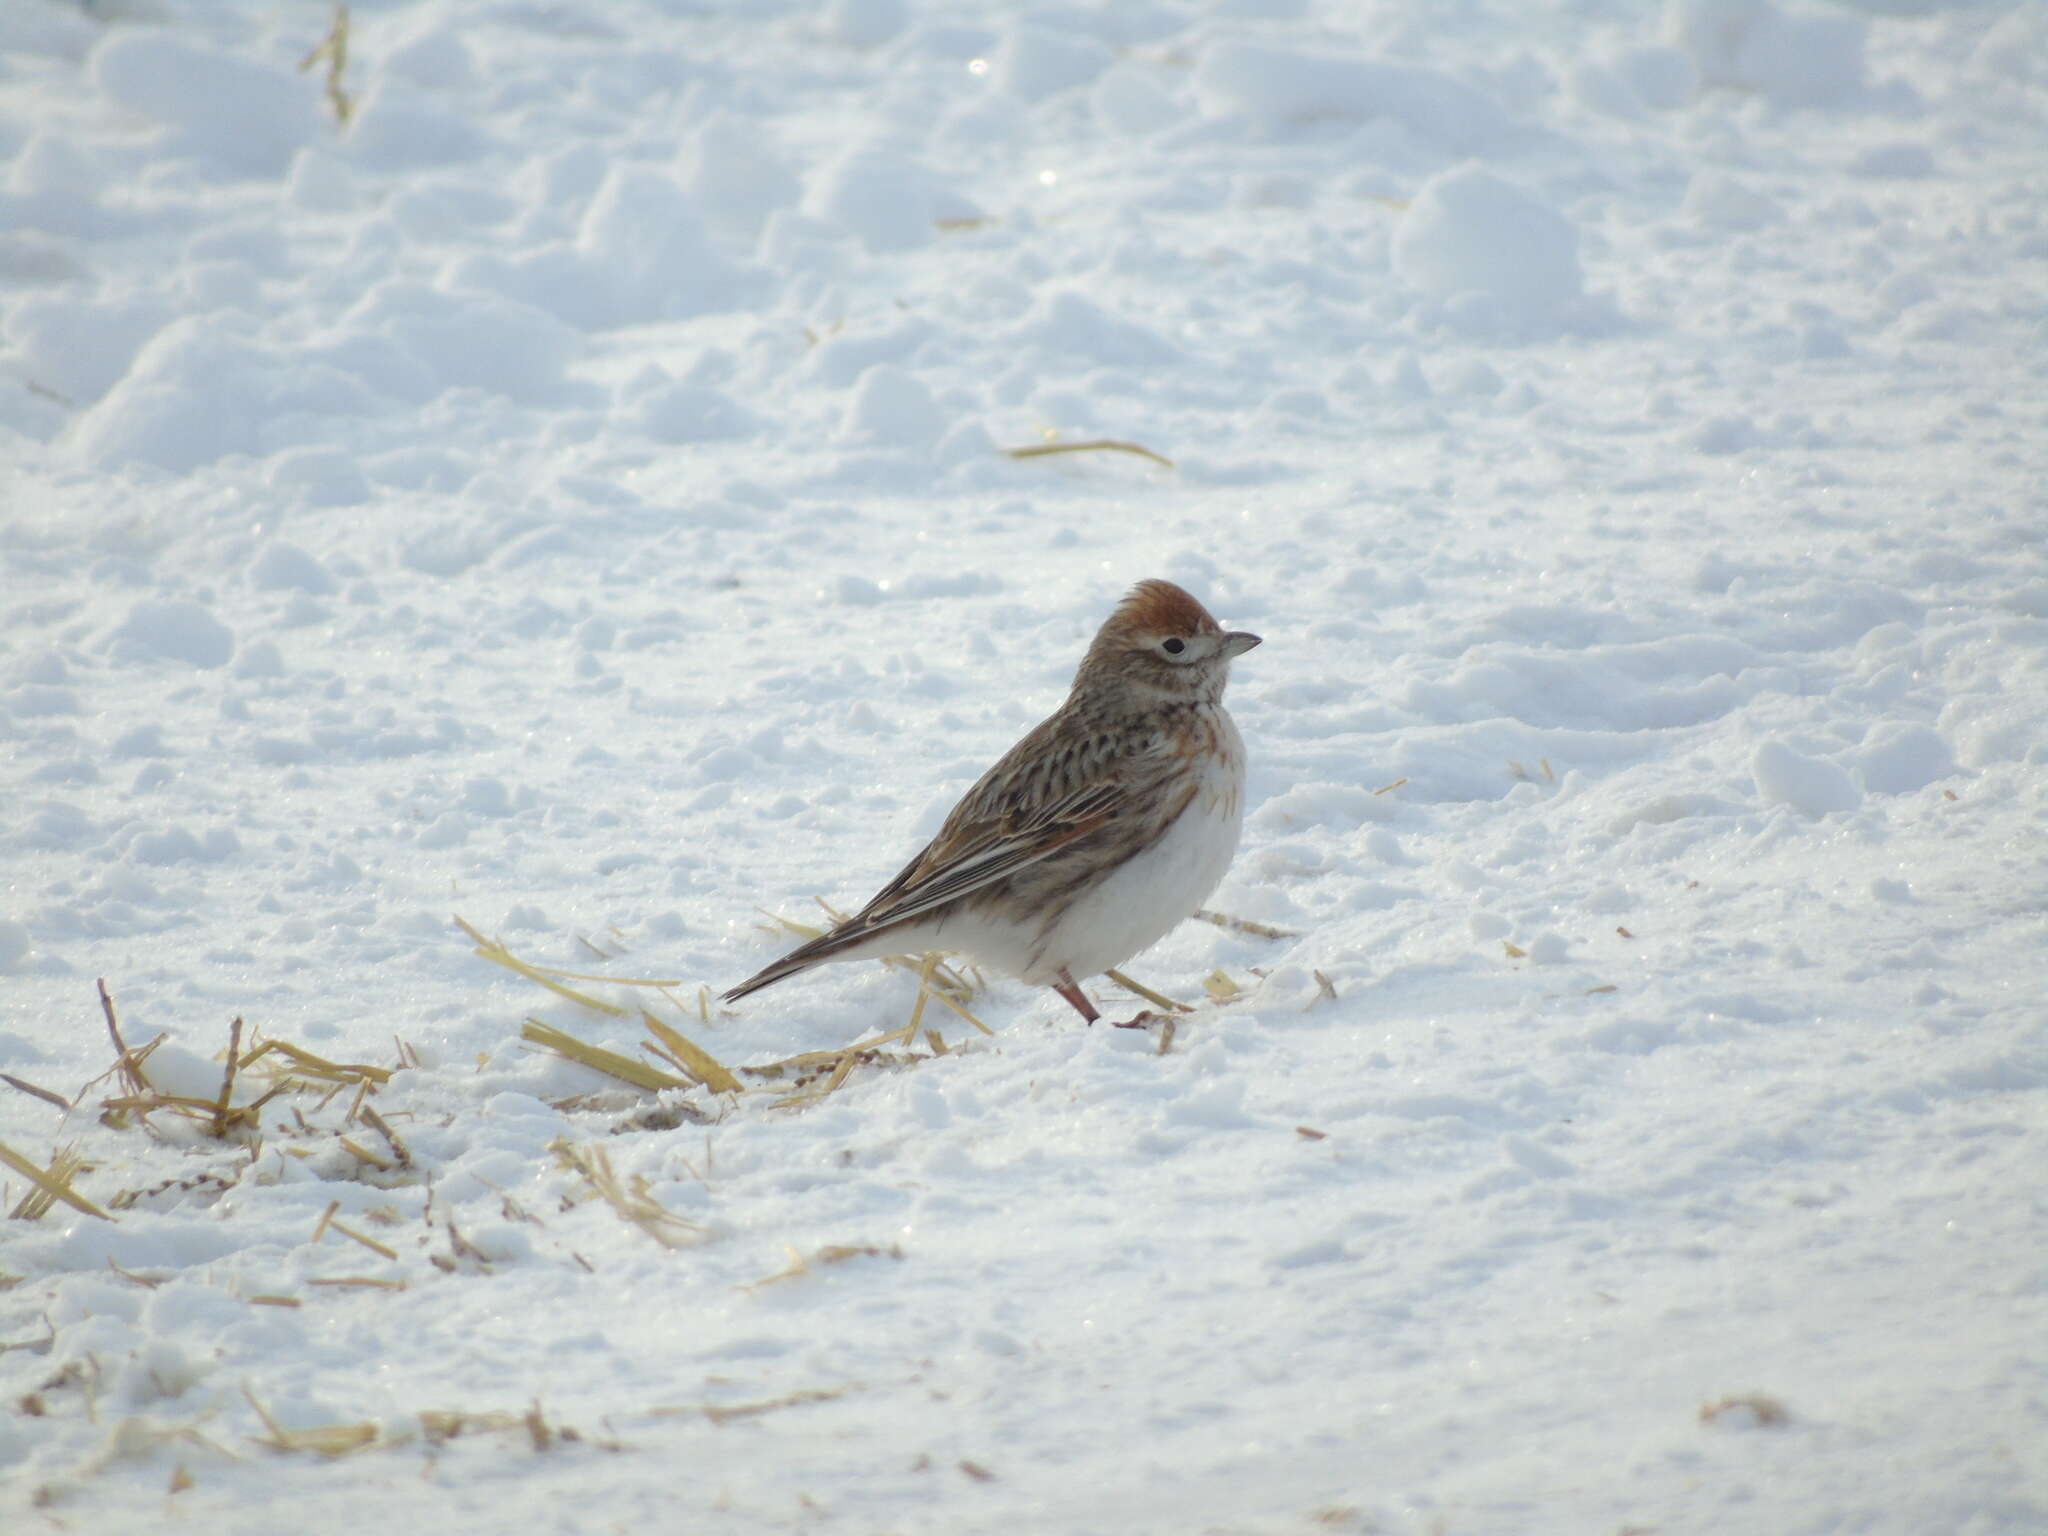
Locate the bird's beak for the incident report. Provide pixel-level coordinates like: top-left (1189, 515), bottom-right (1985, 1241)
top-left (1223, 631), bottom-right (1261, 658)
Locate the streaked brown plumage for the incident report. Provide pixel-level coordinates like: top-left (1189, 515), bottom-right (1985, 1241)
top-left (723, 579), bottom-right (1259, 1023)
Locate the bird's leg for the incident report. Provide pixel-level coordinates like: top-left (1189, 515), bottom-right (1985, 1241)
top-left (1051, 970), bottom-right (1101, 1025)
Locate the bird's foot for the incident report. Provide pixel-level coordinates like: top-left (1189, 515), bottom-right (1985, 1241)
top-left (1110, 1009), bottom-right (1172, 1030)
top-left (1053, 970), bottom-right (1103, 1026)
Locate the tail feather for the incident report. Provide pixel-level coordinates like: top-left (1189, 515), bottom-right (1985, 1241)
top-left (721, 920), bottom-right (894, 1003)
top-left (720, 942), bottom-right (824, 1004)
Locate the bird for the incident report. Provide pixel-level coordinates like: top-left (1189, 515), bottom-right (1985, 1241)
top-left (722, 578), bottom-right (1260, 1026)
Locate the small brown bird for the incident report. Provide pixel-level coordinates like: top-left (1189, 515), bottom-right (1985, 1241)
top-left (723, 579), bottom-right (1260, 1024)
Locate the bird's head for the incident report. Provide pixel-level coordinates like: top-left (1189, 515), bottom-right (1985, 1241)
top-left (1074, 578), bottom-right (1260, 704)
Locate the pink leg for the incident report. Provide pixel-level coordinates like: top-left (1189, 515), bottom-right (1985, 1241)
top-left (1051, 969), bottom-right (1101, 1025)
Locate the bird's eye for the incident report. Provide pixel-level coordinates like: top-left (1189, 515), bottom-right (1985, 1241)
top-left (1161, 637), bottom-right (1186, 656)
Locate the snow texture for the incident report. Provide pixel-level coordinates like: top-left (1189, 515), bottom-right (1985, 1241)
top-left (1, 0), bottom-right (2045, 1531)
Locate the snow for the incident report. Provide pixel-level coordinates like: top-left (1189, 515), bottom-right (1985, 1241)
top-left (1752, 738), bottom-right (1864, 815)
top-left (1388, 163), bottom-right (1585, 327)
top-left (2, 0), bottom-right (2045, 1530)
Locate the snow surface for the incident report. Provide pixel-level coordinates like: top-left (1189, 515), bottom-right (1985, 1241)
top-left (3, 0), bottom-right (2046, 1530)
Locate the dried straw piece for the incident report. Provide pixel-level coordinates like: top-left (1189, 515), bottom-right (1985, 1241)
top-left (359, 1105), bottom-right (413, 1168)
top-left (311, 1082), bottom-right (350, 1116)
top-left (337, 1136), bottom-right (392, 1172)
top-left (1, 1074), bottom-right (71, 1112)
top-left (457, 916), bottom-right (628, 1016)
top-left (311, 1198), bottom-right (400, 1260)
top-left (98, 1084), bottom-right (278, 1139)
top-left (677, 1385), bottom-right (851, 1425)
top-left (755, 906), bottom-right (821, 941)
top-left (748, 1243), bottom-right (903, 1289)
top-left (110, 1168), bottom-right (242, 1212)
top-left (2, 1141), bottom-right (111, 1222)
top-left (549, 1139), bottom-right (702, 1250)
top-left (333, 1220), bottom-right (398, 1262)
top-left (772, 1051), bottom-right (860, 1111)
top-left (1003, 438), bottom-right (1174, 470)
top-left (1700, 1393), bottom-right (1789, 1427)
top-left (295, 3), bottom-right (354, 126)
top-left (1194, 909), bottom-right (1300, 940)
top-left (442, 1217), bottom-right (490, 1268)
top-left (1103, 969), bottom-right (1191, 1015)
top-left (907, 954), bottom-right (939, 1040)
top-left (246, 1387), bottom-right (379, 1456)
top-left (753, 1017), bottom-right (936, 1108)
top-left (306, 1277), bottom-right (407, 1291)
top-left (752, 1020), bottom-right (919, 1080)
top-left (535, 956), bottom-right (684, 988)
top-left (211, 1017), bottom-right (245, 1138)
top-left (98, 978), bottom-right (149, 1097)
top-left (641, 1012), bottom-right (742, 1094)
top-left (919, 980), bottom-right (992, 1036)
top-left (420, 1409), bottom-right (525, 1446)
top-left (521, 1021), bottom-right (690, 1093)
top-left (1200, 969), bottom-right (1242, 1003)
top-left (457, 915), bottom-right (707, 1036)
top-left (239, 1038), bottom-right (391, 1086)
top-left (416, 1406), bottom-right (579, 1450)
top-left (468, 917), bottom-right (685, 990)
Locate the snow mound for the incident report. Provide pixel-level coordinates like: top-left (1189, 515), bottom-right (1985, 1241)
top-left (805, 149), bottom-right (977, 252)
top-left (1194, 41), bottom-right (1511, 153)
top-left (91, 30), bottom-right (321, 177)
top-left (1391, 164), bottom-right (1583, 330)
top-left (1752, 739), bottom-right (1863, 815)
top-left (1855, 724), bottom-right (1955, 794)
top-left (993, 27), bottom-right (1115, 101)
top-left (575, 166), bottom-right (744, 325)
top-left (1666, 0), bottom-right (1868, 109)
top-left (102, 600), bottom-right (236, 669)
top-left (842, 364), bottom-right (946, 450)
top-left (71, 318), bottom-right (379, 471)
top-left (826, 0), bottom-right (907, 49)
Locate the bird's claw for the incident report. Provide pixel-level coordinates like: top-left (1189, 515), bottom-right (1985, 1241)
top-left (1111, 1009), bottom-right (1171, 1030)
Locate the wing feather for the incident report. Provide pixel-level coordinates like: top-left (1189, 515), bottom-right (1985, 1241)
top-left (723, 706), bottom-right (1183, 1001)
top-left (836, 779), bottom-right (1124, 938)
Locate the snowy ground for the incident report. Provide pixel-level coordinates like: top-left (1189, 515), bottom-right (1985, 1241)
top-left (3, 0), bottom-right (2046, 1529)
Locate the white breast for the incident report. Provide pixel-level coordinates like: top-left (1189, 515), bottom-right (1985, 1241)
top-left (1019, 712), bottom-right (1246, 986)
